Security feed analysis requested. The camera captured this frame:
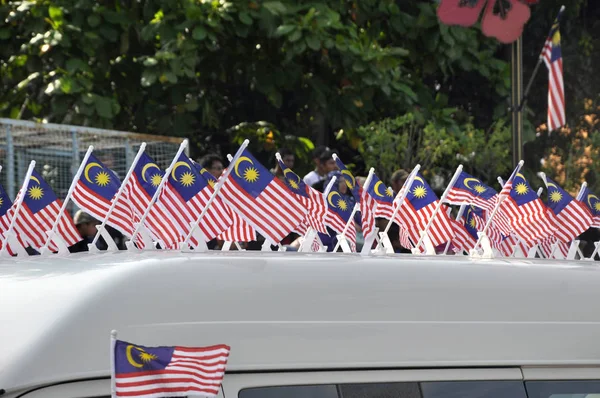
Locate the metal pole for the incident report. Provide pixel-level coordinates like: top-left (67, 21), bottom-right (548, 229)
top-left (125, 138), bottom-right (133, 170)
top-left (510, 36), bottom-right (524, 169)
top-left (6, 125), bottom-right (15, 199)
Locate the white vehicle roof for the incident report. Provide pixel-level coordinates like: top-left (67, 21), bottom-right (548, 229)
top-left (1, 252), bottom-right (600, 393)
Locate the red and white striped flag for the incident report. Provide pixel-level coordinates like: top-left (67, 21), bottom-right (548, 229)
top-left (117, 152), bottom-right (182, 248)
top-left (113, 339), bottom-right (230, 398)
top-left (220, 149), bottom-right (307, 245)
top-left (542, 8), bottom-right (566, 132)
top-left (71, 152), bottom-right (136, 240)
top-left (159, 153), bottom-right (232, 246)
top-left (13, 170), bottom-right (81, 251)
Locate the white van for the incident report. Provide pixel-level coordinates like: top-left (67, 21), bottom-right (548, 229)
top-left (1, 251), bottom-right (600, 398)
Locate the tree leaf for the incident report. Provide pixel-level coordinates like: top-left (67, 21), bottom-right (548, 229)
top-left (275, 24), bottom-right (295, 36)
top-left (87, 14), bottom-right (101, 28)
top-left (306, 35), bottom-right (320, 51)
top-left (263, 2), bottom-right (287, 15)
top-left (192, 26), bottom-right (207, 40)
top-left (141, 70), bottom-right (157, 87)
top-left (239, 11), bottom-right (252, 26)
top-left (94, 95), bottom-right (114, 118)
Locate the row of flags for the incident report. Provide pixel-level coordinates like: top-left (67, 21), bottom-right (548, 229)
top-left (1, 138), bottom-right (599, 259)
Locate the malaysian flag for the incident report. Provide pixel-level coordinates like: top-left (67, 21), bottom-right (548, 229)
top-left (13, 170), bottom-right (81, 251)
top-left (497, 172), bottom-right (556, 243)
top-left (159, 153), bottom-right (232, 245)
top-left (445, 171), bottom-right (497, 213)
top-left (189, 161), bottom-right (257, 242)
top-left (365, 173), bottom-right (393, 219)
top-left (276, 158), bottom-right (328, 234)
top-left (334, 156), bottom-right (360, 200)
top-left (580, 185), bottom-right (600, 228)
top-left (117, 152), bottom-right (182, 248)
top-left (449, 219), bottom-right (477, 254)
top-left (334, 157), bottom-right (377, 242)
top-left (325, 185), bottom-right (357, 250)
top-left (542, 8), bottom-right (565, 132)
top-left (540, 235), bottom-right (570, 259)
top-left (542, 176), bottom-right (591, 242)
top-left (71, 153), bottom-right (136, 239)
top-left (394, 173), bottom-right (454, 248)
top-left (113, 339), bottom-right (230, 397)
top-left (220, 149), bottom-right (307, 245)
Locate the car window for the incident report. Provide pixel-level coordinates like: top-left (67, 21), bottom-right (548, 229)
top-left (526, 381), bottom-right (600, 398)
top-left (240, 380), bottom-right (527, 398)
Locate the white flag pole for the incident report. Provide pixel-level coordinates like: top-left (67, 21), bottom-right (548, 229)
top-left (470, 160), bottom-right (524, 256)
top-left (110, 330), bottom-right (117, 398)
top-left (442, 203), bottom-right (467, 255)
top-left (359, 168), bottom-right (378, 255)
top-left (40, 145), bottom-right (94, 253)
top-left (0, 161), bottom-right (35, 256)
top-left (413, 164), bottom-right (463, 253)
top-left (332, 203), bottom-right (360, 253)
top-left (382, 164), bottom-right (421, 236)
top-left (182, 140), bottom-right (250, 247)
top-left (131, 139), bottom-right (188, 245)
top-left (90, 143), bottom-right (148, 248)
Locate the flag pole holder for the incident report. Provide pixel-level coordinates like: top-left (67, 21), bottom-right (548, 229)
top-left (376, 231), bottom-right (395, 254)
top-left (88, 225), bottom-right (119, 253)
top-left (469, 232), bottom-right (495, 259)
top-left (565, 240), bottom-right (583, 260)
top-left (39, 231), bottom-right (70, 256)
top-left (360, 227), bottom-right (379, 256)
top-left (411, 231), bottom-right (435, 255)
top-left (335, 234), bottom-right (353, 253)
top-left (527, 245), bottom-right (542, 259)
top-left (299, 228), bottom-right (318, 252)
top-left (0, 232), bottom-right (29, 257)
top-left (126, 223), bottom-right (155, 251)
top-left (180, 223), bottom-right (209, 252)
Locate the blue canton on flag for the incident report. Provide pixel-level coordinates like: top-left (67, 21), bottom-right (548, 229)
top-left (542, 176), bottom-right (591, 242)
top-left (220, 149), bottom-right (307, 245)
top-left (325, 185), bottom-right (357, 250)
top-left (14, 169), bottom-right (81, 251)
top-left (71, 153), bottom-right (136, 239)
top-left (498, 172), bottom-right (555, 243)
top-left (118, 152), bottom-right (182, 248)
top-left (159, 153), bottom-right (232, 243)
top-left (394, 172), bottom-right (454, 247)
top-left (365, 173), bottom-right (394, 219)
top-left (445, 171), bottom-right (497, 212)
top-left (113, 339), bottom-right (230, 397)
top-left (277, 157), bottom-right (328, 234)
top-left (581, 185), bottom-right (600, 228)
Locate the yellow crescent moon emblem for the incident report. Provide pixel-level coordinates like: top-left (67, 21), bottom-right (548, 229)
top-left (141, 163), bottom-right (160, 183)
top-left (588, 194), bottom-right (599, 210)
top-left (327, 191), bottom-right (341, 208)
top-left (516, 173), bottom-right (526, 181)
top-left (373, 181), bottom-right (386, 197)
top-left (126, 345), bottom-right (145, 368)
top-left (283, 167), bottom-right (299, 184)
top-left (84, 162), bottom-right (103, 184)
top-left (463, 178), bottom-right (480, 190)
top-left (234, 156), bottom-right (254, 178)
top-left (341, 170), bottom-right (356, 189)
top-left (413, 176), bottom-right (425, 185)
top-left (30, 176), bottom-right (41, 185)
top-left (170, 161), bottom-right (191, 180)
top-left (546, 181), bottom-right (558, 189)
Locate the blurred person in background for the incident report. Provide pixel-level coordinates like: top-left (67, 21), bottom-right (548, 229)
top-left (307, 149), bottom-right (338, 190)
top-left (198, 154), bottom-right (224, 179)
top-left (271, 147), bottom-right (295, 182)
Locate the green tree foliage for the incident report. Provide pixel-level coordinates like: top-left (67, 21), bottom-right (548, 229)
top-left (0, 0), bottom-right (510, 171)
